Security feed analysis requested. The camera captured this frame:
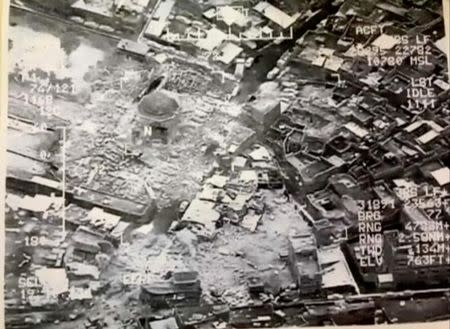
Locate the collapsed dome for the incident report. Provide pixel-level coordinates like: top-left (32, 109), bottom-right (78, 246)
top-left (138, 91), bottom-right (179, 122)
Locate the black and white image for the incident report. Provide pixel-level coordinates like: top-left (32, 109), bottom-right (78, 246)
top-left (2, 0), bottom-right (450, 328)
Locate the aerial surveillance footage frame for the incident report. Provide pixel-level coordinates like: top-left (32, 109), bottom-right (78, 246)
top-left (0, 0), bottom-right (449, 329)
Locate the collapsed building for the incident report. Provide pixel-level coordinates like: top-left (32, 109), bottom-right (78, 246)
top-left (140, 271), bottom-right (202, 308)
top-left (287, 233), bottom-right (322, 296)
